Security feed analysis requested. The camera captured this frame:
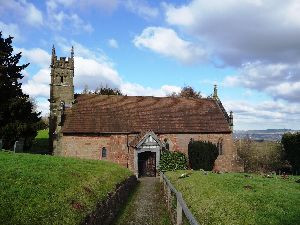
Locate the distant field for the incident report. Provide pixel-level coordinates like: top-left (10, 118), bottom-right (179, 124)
top-left (0, 151), bottom-right (132, 225)
top-left (166, 171), bottom-right (300, 225)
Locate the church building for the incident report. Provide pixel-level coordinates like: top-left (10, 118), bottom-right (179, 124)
top-left (49, 47), bottom-right (243, 177)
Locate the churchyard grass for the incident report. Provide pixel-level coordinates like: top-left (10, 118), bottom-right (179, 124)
top-left (166, 171), bottom-right (300, 225)
top-left (0, 151), bottom-right (132, 225)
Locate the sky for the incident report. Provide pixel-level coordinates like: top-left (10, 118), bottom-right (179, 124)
top-left (1, 0), bottom-right (300, 130)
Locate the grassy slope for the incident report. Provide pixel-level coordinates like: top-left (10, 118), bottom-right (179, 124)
top-left (0, 151), bottom-right (132, 225)
top-left (166, 171), bottom-right (300, 225)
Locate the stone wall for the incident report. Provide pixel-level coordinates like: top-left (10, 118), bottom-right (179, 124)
top-left (60, 134), bottom-right (129, 168)
top-left (59, 132), bottom-right (243, 172)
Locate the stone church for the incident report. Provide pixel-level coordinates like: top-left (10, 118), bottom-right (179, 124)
top-left (49, 46), bottom-right (243, 177)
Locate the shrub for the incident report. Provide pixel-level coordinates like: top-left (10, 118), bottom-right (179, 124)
top-left (282, 132), bottom-right (300, 174)
top-left (235, 139), bottom-right (285, 173)
top-left (159, 151), bottom-right (188, 172)
top-left (188, 141), bottom-right (218, 171)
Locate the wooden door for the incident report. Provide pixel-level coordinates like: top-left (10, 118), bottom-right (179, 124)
top-left (138, 152), bottom-right (156, 177)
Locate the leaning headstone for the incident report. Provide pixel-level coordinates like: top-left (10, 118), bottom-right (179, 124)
top-left (0, 139), bottom-right (2, 150)
top-left (14, 139), bottom-right (24, 153)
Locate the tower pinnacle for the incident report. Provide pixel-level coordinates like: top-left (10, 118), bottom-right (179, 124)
top-left (213, 84), bottom-right (219, 100)
top-left (71, 46), bottom-right (74, 58)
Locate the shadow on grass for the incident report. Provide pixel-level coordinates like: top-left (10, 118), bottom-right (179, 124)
top-left (113, 181), bottom-right (141, 225)
top-left (26, 137), bottom-right (50, 154)
top-left (25, 130), bottom-right (50, 155)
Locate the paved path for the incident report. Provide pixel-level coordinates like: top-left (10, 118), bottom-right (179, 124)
top-left (115, 177), bottom-right (171, 225)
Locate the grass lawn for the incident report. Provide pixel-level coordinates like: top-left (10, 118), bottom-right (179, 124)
top-left (26, 129), bottom-right (49, 154)
top-left (166, 171), bottom-right (300, 225)
top-left (0, 151), bottom-right (132, 225)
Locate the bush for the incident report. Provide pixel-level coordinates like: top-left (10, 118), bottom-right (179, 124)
top-left (159, 151), bottom-right (188, 172)
top-left (235, 139), bottom-right (284, 173)
top-left (282, 132), bottom-right (300, 174)
top-left (188, 141), bottom-right (218, 171)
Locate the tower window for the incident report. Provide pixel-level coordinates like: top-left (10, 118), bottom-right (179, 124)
top-left (102, 147), bottom-right (107, 158)
top-left (60, 76), bottom-right (64, 83)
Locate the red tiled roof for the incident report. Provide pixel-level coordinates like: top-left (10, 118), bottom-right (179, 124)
top-left (62, 95), bottom-right (231, 134)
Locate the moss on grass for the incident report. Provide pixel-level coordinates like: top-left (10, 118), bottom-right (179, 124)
top-left (0, 151), bottom-right (132, 225)
top-left (166, 171), bottom-right (300, 225)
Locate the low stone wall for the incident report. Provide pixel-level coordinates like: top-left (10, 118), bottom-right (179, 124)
top-left (81, 175), bottom-right (137, 225)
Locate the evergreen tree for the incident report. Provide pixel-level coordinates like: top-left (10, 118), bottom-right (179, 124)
top-left (282, 132), bottom-right (300, 174)
top-left (0, 32), bottom-right (41, 149)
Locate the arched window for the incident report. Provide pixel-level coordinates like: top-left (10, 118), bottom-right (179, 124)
top-left (102, 147), bottom-right (107, 158)
top-left (218, 139), bottom-right (223, 155)
top-left (163, 138), bottom-right (169, 151)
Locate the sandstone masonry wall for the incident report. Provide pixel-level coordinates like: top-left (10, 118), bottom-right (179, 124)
top-left (59, 132), bottom-right (243, 172)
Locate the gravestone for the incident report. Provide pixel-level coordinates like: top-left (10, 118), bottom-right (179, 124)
top-left (14, 139), bottom-right (24, 153)
top-left (0, 139), bottom-right (2, 150)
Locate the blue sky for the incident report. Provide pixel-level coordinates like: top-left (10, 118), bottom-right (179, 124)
top-left (1, 0), bottom-right (300, 130)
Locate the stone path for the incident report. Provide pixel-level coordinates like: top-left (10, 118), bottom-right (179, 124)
top-left (114, 177), bottom-right (172, 225)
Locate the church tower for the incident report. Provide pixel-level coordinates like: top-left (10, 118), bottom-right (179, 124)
top-left (49, 45), bottom-right (74, 154)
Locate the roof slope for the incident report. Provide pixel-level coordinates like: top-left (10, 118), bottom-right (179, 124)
top-left (62, 95), bottom-right (231, 134)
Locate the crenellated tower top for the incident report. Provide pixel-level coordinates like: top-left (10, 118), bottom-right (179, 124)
top-left (50, 46), bottom-right (74, 70)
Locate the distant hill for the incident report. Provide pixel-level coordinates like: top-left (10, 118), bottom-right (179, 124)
top-left (234, 129), bottom-right (299, 141)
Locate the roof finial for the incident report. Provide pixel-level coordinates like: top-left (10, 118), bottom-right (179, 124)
top-left (71, 46), bottom-right (74, 58)
top-left (213, 84), bottom-right (219, 100)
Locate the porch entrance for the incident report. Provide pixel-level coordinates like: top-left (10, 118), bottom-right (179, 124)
top-left (138, 151), bottom-right (156, 177)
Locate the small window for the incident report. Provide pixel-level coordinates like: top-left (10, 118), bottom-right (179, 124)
top-left (102, 147), bottom-right (107, 158)
top-left (60, 76), bottom-right (63, 83)
top-left (218, 139), bottom-right (223, 155)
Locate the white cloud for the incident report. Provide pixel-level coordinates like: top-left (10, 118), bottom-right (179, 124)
top-left (17, 48), bottom-right (51, 68)
top-left (47, 10), bottom-right (93, 33)
top-left (120, 83), bottom-right (180, 96)
top-left (0, 21), bottom-right (21, 41)
top-left (74, 56), bottom-right (121, 90)
top-left (26, 3), bottom-right (43, 26)
top-left (46, 1), bottom-right (93, 33)
top-left (0, 0), bottom-right (43, 27)
top-left (164, 0), bottom-right (300, 66)
top-left (163, 0), bottom-right (300, 103)
top-left (46, 0), bottom-right (119, 12)
top-left (224, 62), bottom-right (300, 102)
top-left (223, 100), bottom-right (300, 130)
top-left (108, 39), bottom-right (119, 48)
top-left (133, 27), bottom-right (206, 64)
top-left (22, 68), bottom-right (50, 98)
top-left (124, 0), bottom-right (159, 20)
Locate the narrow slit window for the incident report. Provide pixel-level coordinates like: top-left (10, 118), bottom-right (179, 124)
top-left (60, 76), bottom-right (63, 83)
top-left (218, 140), bottom-right (223, 155)
top-left (102, 147), bottom-right (107, 158)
